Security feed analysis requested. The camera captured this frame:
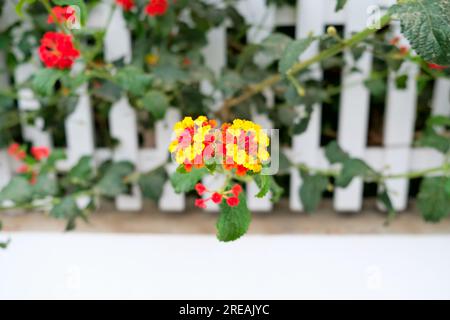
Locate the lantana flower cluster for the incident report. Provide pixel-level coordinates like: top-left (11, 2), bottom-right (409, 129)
top-left (7, 143), bottom-right (51, 185)
top-left (169, 116), bottom-right (270, 176)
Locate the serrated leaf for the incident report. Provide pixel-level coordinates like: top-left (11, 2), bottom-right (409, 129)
top-left (52, 0), bottom-right (87, 25)
top-left (378, 188), bottom-right (396, 220)
top-left (32, 69), bottom-right (64, 96)
top-left (32, 174), bottom-right (59, 199)
top-left (67, 156), bottom-right (93, 181)
top-left (96, 161), bottom-right (134, 197)
top-left (138, 167), bottom-right (167, 201)
top-left (335, 0), bottom-right (348, 12)
top-left (299, 171), bottom-right (328, 213)
top-left (115, 66), bottom-right (153, 96)
top-left (0, 176), bottom-right (33, 204)
top-left (336, 158), bottom-right (375, 188)
top-left (325, 141), bottom-right (350, 164)
top-left (170, 167), bottom-right (208, 193)
top-left (217, 192), bottom-right (251, 242)
top-left (142, 90), bottom-right (169, 120)
top-left (418, 177), bottom-right (450, 222)
top-left (390, 0), bottom-right (450, 65)
top-left (279, 37), bottom-right (314, 74)
top-left (40, 149), bottom-right (67, 174)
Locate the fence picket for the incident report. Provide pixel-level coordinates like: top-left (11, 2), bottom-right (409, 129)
top-left (334, 0), bottom-right (373, 211)
top-left (290, 0), bottom-right (325, 211)
top-left (382, 25), bottom-right (418, 210)
top-left (105, 6), bottom-right (141, 211)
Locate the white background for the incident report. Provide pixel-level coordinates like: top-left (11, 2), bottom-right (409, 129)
top-left (1, 233), bottom-right (450, 299)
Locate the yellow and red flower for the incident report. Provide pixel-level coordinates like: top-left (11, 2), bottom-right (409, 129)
top-left (47, 6), bottom-right (76, 25)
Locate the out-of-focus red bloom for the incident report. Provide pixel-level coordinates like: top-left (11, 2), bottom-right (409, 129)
top-left (145, 0), bottom-right (168, 16)
top-left (428, 63), bottom-right (448, 71)
top-left (226, 197), bottom-right (240, 207)
top-left (16, 164), bottom-right (29, 174)
top-left (195, 183), bottom-right (207, 196)
top-left (389, 36), bottom-right (400, 46)
top-left (47, 6), bottom-right (76, 24)
top-left (182, 57), bottom-right (191, 67)
top-left (211, 192), bottom-right (223, 204)
top-left (7, 143), bottom-right (26, 161)
top-left (195, 198), bottom-right (207, 209)
top-left (39, 32), bottom-right (80, 69)
top-left (31, 146), bottom-right (50, 161)
top-left (231, 184), bottom-right (243, 197)
top-left (30, 171), bottom-right (37, 185)
top-left (399, 45), bottom-right (409, 55)
top-left (116, 0), bottom-right (135, 11)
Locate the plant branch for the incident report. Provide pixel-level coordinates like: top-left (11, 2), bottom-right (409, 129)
top-left (217, 13), bottom-right (392, 120)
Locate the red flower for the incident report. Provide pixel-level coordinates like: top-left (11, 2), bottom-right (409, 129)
top-left (236, 165), bottom-right (248, 176)
top-left (211, 192), bottom-right (223, 204)
top-left (389, 36), bottom-right (400, 46)
top-left (195, 183), bottom-right (207, 196)
top-left (231, 184), bottom-right (243, 197)
top-left (39, 32), bottom-right (80, 69)
top-left (16, 164), bottom-right (29, 174)
top-left (399, 45), bottom-right (409, 55)
top-left (30, 171), bottom-right (38, 185)
top-left (195, 198), bottom-right (207, 209)
top-left (47, 6), bottom-right (76, 24)
top-left (31, 146), bottom-right (50, 161)
top-left (226, 197), bottom-right (240, 207)
top-left (116, 0), bottom-right (135, 11)
top-left (7, 143), bottom-right (26, 160)
top-left (145, 0), bottom-right (168, 16)
top-left (428, 63), bottom-right (448, 71)
top-left (182, 57), bottom-right (191, 67)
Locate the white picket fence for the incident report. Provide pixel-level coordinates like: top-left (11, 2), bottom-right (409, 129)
top-left (0, 0), bottom-right (448, 213)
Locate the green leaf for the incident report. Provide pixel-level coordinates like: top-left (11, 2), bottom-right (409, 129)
top-left (32, 69), bottom-right (64, 96)
top-left (279, 37), bottom-right (314, 74)
top-left (52, 0), bottom-right (88, 25)
top-left (418, 177), bottom-right (450, 222)
top-left (40, 149), bottom-right (67, 174)
top-left (254, 175), bottom-right (270, 198)
top-left (0, 176), bottom-right (33, 204)
top-left (32, 174), bottom-right (59, 199)
top-left (299, 171), bottom-right (328, 213)
top-left (66, 156), bottom-right (93, 185)
top-left (96, 161), bottom-right (134, 197)
top-left (217, 192), bottom-right (251, 242)
top-left (170, 167), bottom-right (208, 193)
top-left (115, 66), bottom-right (153, 96)
top-left (426, 115), bottom-right (450, 128)
top-left (390, 0), bottom-right (450, 65)
top-left (378, 188), bottom-right (396, 221)
top-left (16, 0), bottom-right (36, 17)
top-left (142, 90), bottom-right (169, 120)
top-left (417, 128), bottom-right (450, 154)
top-left (325, 141), bottom-right (350, 164)
top-left (138, 167), bottom-right (167, 201)
top-left (336, 159), bottom-right (375, 188)
top-left (260, 33), bottom-right (293, 64)
top-left (50, 196), bottom-right (82, 231)
top-left (335, 0), bottom-right (348, 12)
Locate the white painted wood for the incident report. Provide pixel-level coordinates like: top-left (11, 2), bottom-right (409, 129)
top-left (104, 6), bottom-right (141, 211)
top-left (290, 0), bottom-right (325, 211)
top-left (334, 0), bottom-right (373, 211)
top-left (382, 25), bottom-right (418, 210)
top-left (431, 79), bottom-right (450, 118)
top-left (156, 108), bottom-right (185, 211)
top-left (14, 64), bottom-right (52, 147)
top-left (64, 84), bottom-right (95, 167)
